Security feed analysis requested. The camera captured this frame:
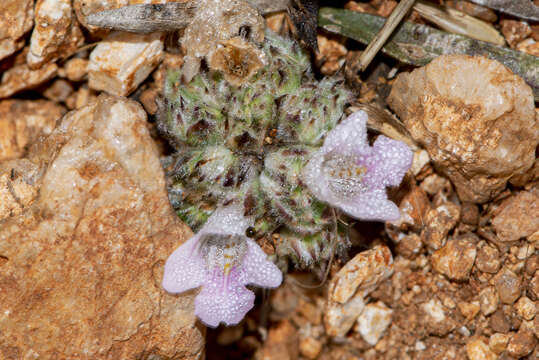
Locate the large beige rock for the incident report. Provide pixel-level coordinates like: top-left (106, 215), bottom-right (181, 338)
top-left (0, 0), bottom-right (34, 61)
top-left (388, 55), bottom-right (538, 203)
top-left (0, 95), bottom-right (204, 359)
top-left (27, 0), bottom-right (84, 69)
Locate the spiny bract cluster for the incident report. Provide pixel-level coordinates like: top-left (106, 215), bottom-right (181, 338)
top-left (159, 31), bottom-right (351, 266)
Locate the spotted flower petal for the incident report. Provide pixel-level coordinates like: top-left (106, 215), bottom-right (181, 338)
top-left (194, 268), bottom-right (255, 327)
top-left (162, 204), bottom-right (283, 327)
top-left (302, 110), bottom-right (412, 222)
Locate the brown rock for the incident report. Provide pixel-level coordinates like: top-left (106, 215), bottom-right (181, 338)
top-left (421, 202), bottom-right (460, 250)
top-left (479, 286), bottom-right (499, 316)
top-left (517, 38), bottom-right (539, 57)
top-left (43, 79), bottom-right (74, 103)
top-left (139, 87), bottom-right (160, 115)
top-left (297, 299), bottom-right (322, 325)
top-left (525, 254), bottom-right (539, 276)
top-left (396, 233), bottom-right (423, 259)
top-left (466, 338), bottom-right (497, 360)
top-left (475, 244), bottom-right (501, 274)
top-left (445, 1), bottom-right (497, 22)
top-left (316, 34), bottom-right (347, 76)
top-left (329, 245), bottom-right (394, 304)
top-left (493, 268), bottom-right (522, 304)
top-left (515, 296), bottom-right (536, 321)
top-left (394, 185), bottom-right (430, 231)
top-left (420, 173), bottom-right (452, 197)
top-left (0, 95), bottom-right (203, 359)
top-left (490, 309), bottom-right (511, 333)
top-left (0, 99), bottom-right (66, 162)
top-left (387, 55), bottom-right (538, 203)
top-left (27, 0), bottom-right (84, 68)
top-left (500, 20), bottom-right (532, 48)
top-left (64, 57), bottom-right (89, 82)
top-left (461, 202), bottom-right (479, 226)
top-left (0, 62), bottom-right (58, 99)
top-left (299, 337), bottom-right (323, 360)
top-left (457, 301), bottom-right (480, 321)
top-left (0, 0), bottom-right (34, 61)
top-left (530, 271), bottom-right (539, 300)
top-left (492, 189), bottom-right (539, 242)
top-left (488, 333), bottom-right (510, 354)
top-left (506, 328), bottom-right (536, 358)
top-left (421, 298), bottom-right (456, 336)
top-left (256, 320), bottom-right (299, 360)
top-left (431, 236), bottom-right (477, 281)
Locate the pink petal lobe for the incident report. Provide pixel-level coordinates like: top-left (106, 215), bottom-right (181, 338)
top-left (323, 111), bottom-right (369, 156)
top-left (240, 240), bottom-right (283, 288)
top-left (339, 189), bottom-right (401, 222)
top-left (194, 270), bottom-right (255, 327)
top-left (162, 235), bottom-right (206, 294)
top-left (367, 135), bottom-right (413, 187)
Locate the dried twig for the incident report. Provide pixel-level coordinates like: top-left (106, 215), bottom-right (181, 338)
top-left (413, 0), bottom-right (505, 46)
top-left (357, 0), bottom-right (416, 72)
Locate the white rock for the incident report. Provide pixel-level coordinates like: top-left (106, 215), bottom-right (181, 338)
top-left (324, 291), bottom-right (366, 338)
top-left (27, 0), bottom-right (84, 68)
top-left (88, 31), bottom-right (164, 96)
top-left (355, 302), bottom-right (393, 346)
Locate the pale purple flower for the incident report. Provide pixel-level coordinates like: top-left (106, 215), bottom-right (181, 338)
top-left (303, 110), bottom-right (413, 221)
top-left (162, 204), bottom-right (283, 327)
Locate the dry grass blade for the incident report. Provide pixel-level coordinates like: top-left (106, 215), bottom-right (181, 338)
top-left (357, 0), bottom-right (416, 72)
top-left (347, 104), bottom-right (418, 150)
top-left (413, 0), bottom-right (505, 46)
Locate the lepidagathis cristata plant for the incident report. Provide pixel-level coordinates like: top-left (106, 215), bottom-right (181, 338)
top-left (160, 30), bottom-right (412, 327)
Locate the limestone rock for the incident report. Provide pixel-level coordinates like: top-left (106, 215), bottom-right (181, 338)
top-left (492, 189), bottom-right (539, 242)
top-left (88, 31), bottom-right (164, 96)
top-left (421, 298), bottom-right (456, 336)
top-left (0, 95), bottom-right (204, 359)
top-left (325, 245), bottom-right (393, 337)
top-left (466, 338), bottom-right (497, 360)
top-left (431, 235), bottom-right (477, 281)
top-left (0, 0), bottom-right (34, 61)
top-left (329, 245), bottom-right (394, 304)
top-left (0, 62), bottom-right (58, 99)
top-left (0, 99), bottom-right (66, 162)
top-left (27, 0), bottom-right (84, 69)
top-left (355, 301), bottom-right (393, 346)
top-left (479, 286), bottom-right (498, 316)
top-left (324, 290), bottom-right (366, 338)
top-left (387, 55), bottom-right (538, 203)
